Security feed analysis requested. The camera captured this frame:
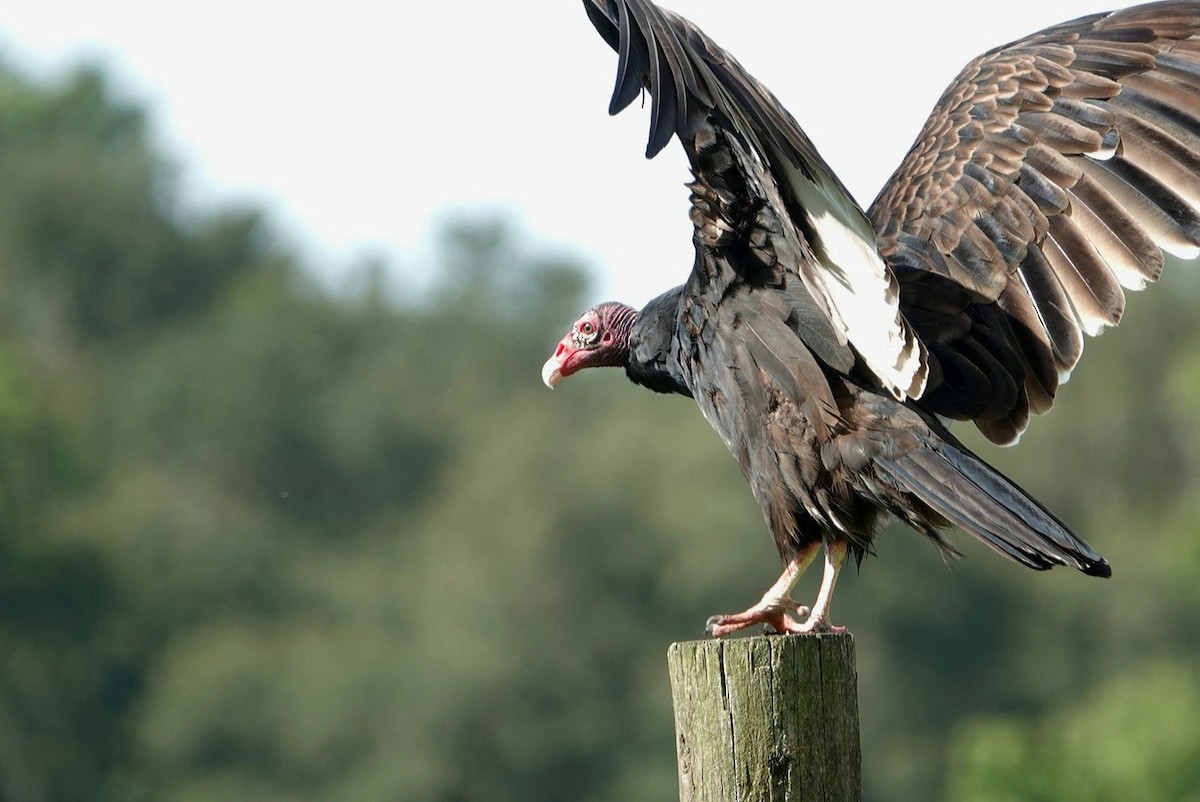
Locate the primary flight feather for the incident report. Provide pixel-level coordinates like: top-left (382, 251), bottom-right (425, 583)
top-left (543, 0), bottom-right (1200, 635)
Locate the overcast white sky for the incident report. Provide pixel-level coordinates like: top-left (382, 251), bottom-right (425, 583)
top-left (2, 0), bottom-right (1109, 307)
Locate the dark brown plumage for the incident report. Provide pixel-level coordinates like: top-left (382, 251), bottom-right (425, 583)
top-left (543, 0), bottom-right (1200, 635)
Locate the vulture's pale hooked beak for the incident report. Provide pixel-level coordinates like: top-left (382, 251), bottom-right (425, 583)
top-left (541, 338), bottom-right (574, 389)
top-left (541, 355), bottom-right (564, 389)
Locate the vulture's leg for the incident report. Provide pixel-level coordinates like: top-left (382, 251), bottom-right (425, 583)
top-left (795, 540), bottom-right (848, 634)
top-left (704, 540), bottom-right (820, 637)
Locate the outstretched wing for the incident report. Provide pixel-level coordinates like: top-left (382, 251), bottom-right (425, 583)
top-left (582, 0), bottom-right (928, 400)
top-left (870, 2), bottom-right (1200, 443)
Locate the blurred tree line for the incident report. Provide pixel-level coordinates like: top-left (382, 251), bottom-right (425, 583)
top-left (0, 57), bottom-right (1197, 802)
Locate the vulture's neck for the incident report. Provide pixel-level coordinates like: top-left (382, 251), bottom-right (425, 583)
top-left (626, 287), bottom-right (692, 397)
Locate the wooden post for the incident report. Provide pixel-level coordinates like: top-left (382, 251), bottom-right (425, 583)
top-left (667, 633), bottom-right (861, 802)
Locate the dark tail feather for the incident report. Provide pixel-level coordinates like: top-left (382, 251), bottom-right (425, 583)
top-left (878, 438), bottom-right (1112, 578)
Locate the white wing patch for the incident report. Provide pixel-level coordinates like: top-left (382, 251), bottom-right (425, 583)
top-left (779, 153), bottom-right (929, 401)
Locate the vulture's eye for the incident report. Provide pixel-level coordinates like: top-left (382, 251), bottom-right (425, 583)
top-left (581, 322), bottom-right (596, 336)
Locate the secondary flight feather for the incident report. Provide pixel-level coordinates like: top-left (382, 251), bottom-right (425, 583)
top-left (544, 0), bottom-right (1200, 635)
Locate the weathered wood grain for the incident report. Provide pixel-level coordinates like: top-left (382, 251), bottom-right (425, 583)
top-left (667, 634), bottom-right (861, 802)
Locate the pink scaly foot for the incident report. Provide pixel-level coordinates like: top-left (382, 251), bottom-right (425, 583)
top-left (705, 600), bottom-right (811, 638)
top-left (703, 544), bottom-right (821, 638)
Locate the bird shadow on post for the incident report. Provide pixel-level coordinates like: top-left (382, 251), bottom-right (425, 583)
top-left (667, 634), bottom-right (861, 802)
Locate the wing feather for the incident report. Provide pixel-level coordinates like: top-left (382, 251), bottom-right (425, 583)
top-left (1068, 169), bottom-right (1165, 285)
top-left (1044, 215), bottom-right (1125, 334)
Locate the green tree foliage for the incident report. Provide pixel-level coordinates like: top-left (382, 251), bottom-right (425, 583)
top-left (946, 662), bottom-right (1200, 802)
top-left (0, 57), bottom-right (1197, 801)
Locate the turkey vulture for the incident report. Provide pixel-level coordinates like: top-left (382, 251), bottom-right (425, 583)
top-left (542, 0), bottom-right (1200, 635)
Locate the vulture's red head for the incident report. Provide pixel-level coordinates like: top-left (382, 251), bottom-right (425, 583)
top-left (542, 302), bottom-right (638, 388)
